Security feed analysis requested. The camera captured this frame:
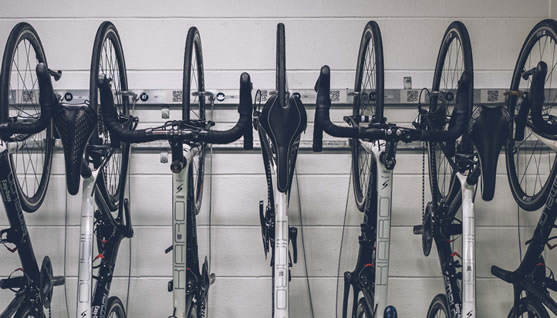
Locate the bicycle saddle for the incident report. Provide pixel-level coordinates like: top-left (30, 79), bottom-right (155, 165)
top-left (469, 105), bottom-right (511, 201)
top-left (258, 94), bottom-right (307, 193)
top-left (54, 104), bottom-right (97, 195)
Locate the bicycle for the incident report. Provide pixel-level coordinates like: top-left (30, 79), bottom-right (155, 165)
top-left (47, 21), bottom-right (135, 318)
top-left (0, 22), bottom-right (65, 317)
top-left (491, 18), bottom-right (557, 317)
top-left (412, 21), bottom-right (509, 318)
top-left (98, 25), bottom-right (253, 318)
top-left (252, 23), bottom-right (308, 318)
top-left (312, 21), bottom-right (474, 318)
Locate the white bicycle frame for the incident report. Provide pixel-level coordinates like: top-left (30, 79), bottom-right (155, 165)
top-left (360, 140), bottom-right (393, 318)
top-left (270, 159), bottom-right (290, 318)
top-left (172, 148), bottom-right (198, 316)
top-left (457, 172), bottom-right (476, 318)
top-left (76, 171), bottom-right (100, 318)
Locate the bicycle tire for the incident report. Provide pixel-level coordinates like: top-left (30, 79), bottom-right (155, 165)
top-left (426, 294), bottom-right (449, 318)
top-left (352, 21), bottom-right (384, 212)
top-left (90, 21), bottom-right (130, 211)
top-left (507, 297), bottom-right (549, 318)
top-left (276, 23), bottom-right (287, 108)
top-left (183, 26), bottom-right (206, 212)
top-left (106, 296), bottom-right (127, 318)
top-left (0, 22), bottom-right (54, 212)
top-left (506, 19), bottom-right (557, 211)
top-left (428, 21), bottom-right (473, 203)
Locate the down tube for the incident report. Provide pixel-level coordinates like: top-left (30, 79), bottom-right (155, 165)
top-left (458, 173), bottom-right (475, 318)
top-left (173, 159), bottom-right (190, 316)
top-left (373, 143), bottom-right (393, 318)
top-left (274, 189), bottom-right (289, 318)
top-left (77, 174), bottom-right (98, 318)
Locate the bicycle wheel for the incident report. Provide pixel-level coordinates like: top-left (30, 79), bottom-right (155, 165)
top-left (276, 23), bottom-right (287, 107)
top-left (183, 27), bottom-right (206, 212)
top-left (90, 21), bottom-right (130, 211)
top-left (428, 21), bottom-right (473, 203)
top-left (0, 22), bottom-right (54, 212)
top-left (506, 19), bottom-right (557, 211)
top-left (426, 294), bottom-right (449, 318)
top-left (106, 296), bottom-right (127, 318)
top-left (356, 297), bottom-right (373, 318)
top-left (507, 298), bottom-right (549, 318)
top-left (352, 21), bottom-right (384, 211)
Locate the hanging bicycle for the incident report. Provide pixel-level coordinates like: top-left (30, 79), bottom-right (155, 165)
top-left (98, 25), bottom-right (253, 318)
top-left (0, 22), bottom-right (65, 318)
top-left (253, 23), bottom-right (308, 318)
top-left (491, 18), bottom-right (557, 318)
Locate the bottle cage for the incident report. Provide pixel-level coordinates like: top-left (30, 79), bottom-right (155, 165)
top-left (468, 104), bottom-right (511, 201)
top-left (53, 104), bottom-right (97, 195)
top-left (257, 94), bottom-right (307, 193)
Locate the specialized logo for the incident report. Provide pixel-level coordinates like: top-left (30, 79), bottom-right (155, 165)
top-left (467, 311), bottom-right (473, 317)
top-left (381, 180), bottom-right (389, 190)
top-left (176, 184), bottom-right (183, 193)
top-left (81, 310), bottom-right (87, 318)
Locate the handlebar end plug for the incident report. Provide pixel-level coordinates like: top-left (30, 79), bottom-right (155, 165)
top-left (170, 160), bottom-right (184, 173)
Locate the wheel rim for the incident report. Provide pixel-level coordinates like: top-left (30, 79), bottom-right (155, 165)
top-left (5, 28), bottom-right (53, 208)
top-left (430, 24), bottom-right (471, 200)
top-left (94, 27), bottom-right (128, 205)
top-left (355, 140), bottom-right (372, 208)
top-left (353, 23), bottom-right (382, 210)
top-left (184, 29), bottom-right (206, 212)
top-left (508, 24), bottom-right (557, 205)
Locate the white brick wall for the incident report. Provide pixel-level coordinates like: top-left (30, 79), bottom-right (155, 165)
top-left (1, 1), bottom-right (556, 317)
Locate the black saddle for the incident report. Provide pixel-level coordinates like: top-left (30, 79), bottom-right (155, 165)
top-left (468, 105), bottom-right (511, 201)
top-left (53, 104), bottom-right (97, 195)
top-left (259, 94), bottom-right (307, 193)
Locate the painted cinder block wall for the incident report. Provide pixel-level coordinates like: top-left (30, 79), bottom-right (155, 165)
top-left (0, 0), bottom-right (556, 316)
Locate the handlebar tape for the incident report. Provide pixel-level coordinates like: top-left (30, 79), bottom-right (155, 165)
top-left (529, 61), bottom-right (557, 135)
top-left (312, 73), bottom-right (324, 152)
top-left (0, 63), bottom-right (54, 134)
top-left (422, 70), bottom-right (471, 142)
top-left (99, 72), bottom-right (253, 144)
top-left (314, 66), bottom-right (360, 139)
top-left (99, 75), bottom-right (158, 143)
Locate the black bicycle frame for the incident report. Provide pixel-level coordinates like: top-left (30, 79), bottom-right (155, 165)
top-left (432, 190), bottom-right (464, 318)
top-left (0, 148), bottom-right (43, 314)
top-left (509, 175), bottom-right (557, 315)
top-left (90, 189), bottom-right (130, 318)
top-left (342, 202), bottom-right (376, 317)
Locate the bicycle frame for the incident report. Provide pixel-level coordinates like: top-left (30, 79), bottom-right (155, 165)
top-left (77, 172), bottom-right (99, 318)
top-left (508, 173), bottom-right (557, 315)
top-left (271, 161), bottom-right (290, 318)
top-left (77, 157), bottom-right (131, 318)
top-left (368, 140), bottom-right (393, 318)
top-left (457, 173), bottom-right (475, 318)
top-left (342, 139), bottom-right (394, 318)
top-left (172, 148), bottom-right (197, 316)
top-left (169, 145), bottom-right (212, 318)
top-left (0, 143), bottom-right (42, 316)
top-left (429, 171), bottom-right (477, 318)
